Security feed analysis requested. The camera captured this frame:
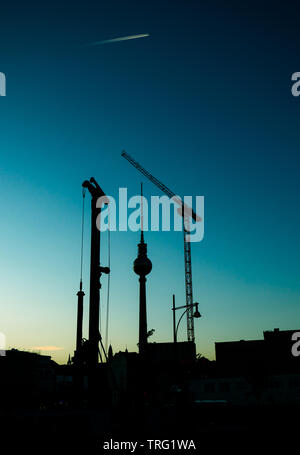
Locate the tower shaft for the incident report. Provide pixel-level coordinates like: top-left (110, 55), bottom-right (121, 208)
top-left (139, 275), bottom-right (148, 355)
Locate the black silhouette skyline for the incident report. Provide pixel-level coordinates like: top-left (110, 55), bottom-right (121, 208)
top-left (1, 0), bottom-right (300, 451)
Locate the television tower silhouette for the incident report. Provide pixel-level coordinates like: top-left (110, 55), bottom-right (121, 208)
top-left (133, 183), bottom-right (152, 355)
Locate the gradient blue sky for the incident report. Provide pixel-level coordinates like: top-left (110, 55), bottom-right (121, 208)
top-left (0, 0), bottom-right (300, 363)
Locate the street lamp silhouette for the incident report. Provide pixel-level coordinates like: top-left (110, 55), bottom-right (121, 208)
top-left (172, 294), bottom-right (201, 343)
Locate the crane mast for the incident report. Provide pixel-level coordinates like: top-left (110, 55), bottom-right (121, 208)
top-left (121, 151), bottom-right (197, 342)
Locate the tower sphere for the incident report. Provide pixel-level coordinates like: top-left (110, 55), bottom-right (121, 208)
top-left (133, 253), bottom-right (152, 276)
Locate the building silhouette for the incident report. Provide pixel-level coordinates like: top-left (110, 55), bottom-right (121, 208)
top-left (190, 328), bottom-right (300, 406)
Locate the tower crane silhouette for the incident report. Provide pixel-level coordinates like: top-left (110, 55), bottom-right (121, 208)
top-left (121, 151), bottom-right (201, 342)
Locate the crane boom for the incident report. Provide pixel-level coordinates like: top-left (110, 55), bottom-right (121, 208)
top-left (121, 151), bottom-right (196, 342)
top-left (121, 152), bottom-right (175, 198)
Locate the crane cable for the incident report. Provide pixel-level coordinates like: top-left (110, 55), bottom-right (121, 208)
top-left (105, 201), bottom-right (111, 354)
top-left (80, 188), bottom-right (86, 288)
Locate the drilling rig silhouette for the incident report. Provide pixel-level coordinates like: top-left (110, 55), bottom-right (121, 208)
top-left (72, 177), bottom-right (110, 401)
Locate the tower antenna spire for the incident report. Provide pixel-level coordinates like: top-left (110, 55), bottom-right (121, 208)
top-left (141, 182), bottom-right (144, 244)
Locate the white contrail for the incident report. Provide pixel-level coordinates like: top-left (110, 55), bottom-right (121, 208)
top-left (84, 33), bottom-right (150, 46)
